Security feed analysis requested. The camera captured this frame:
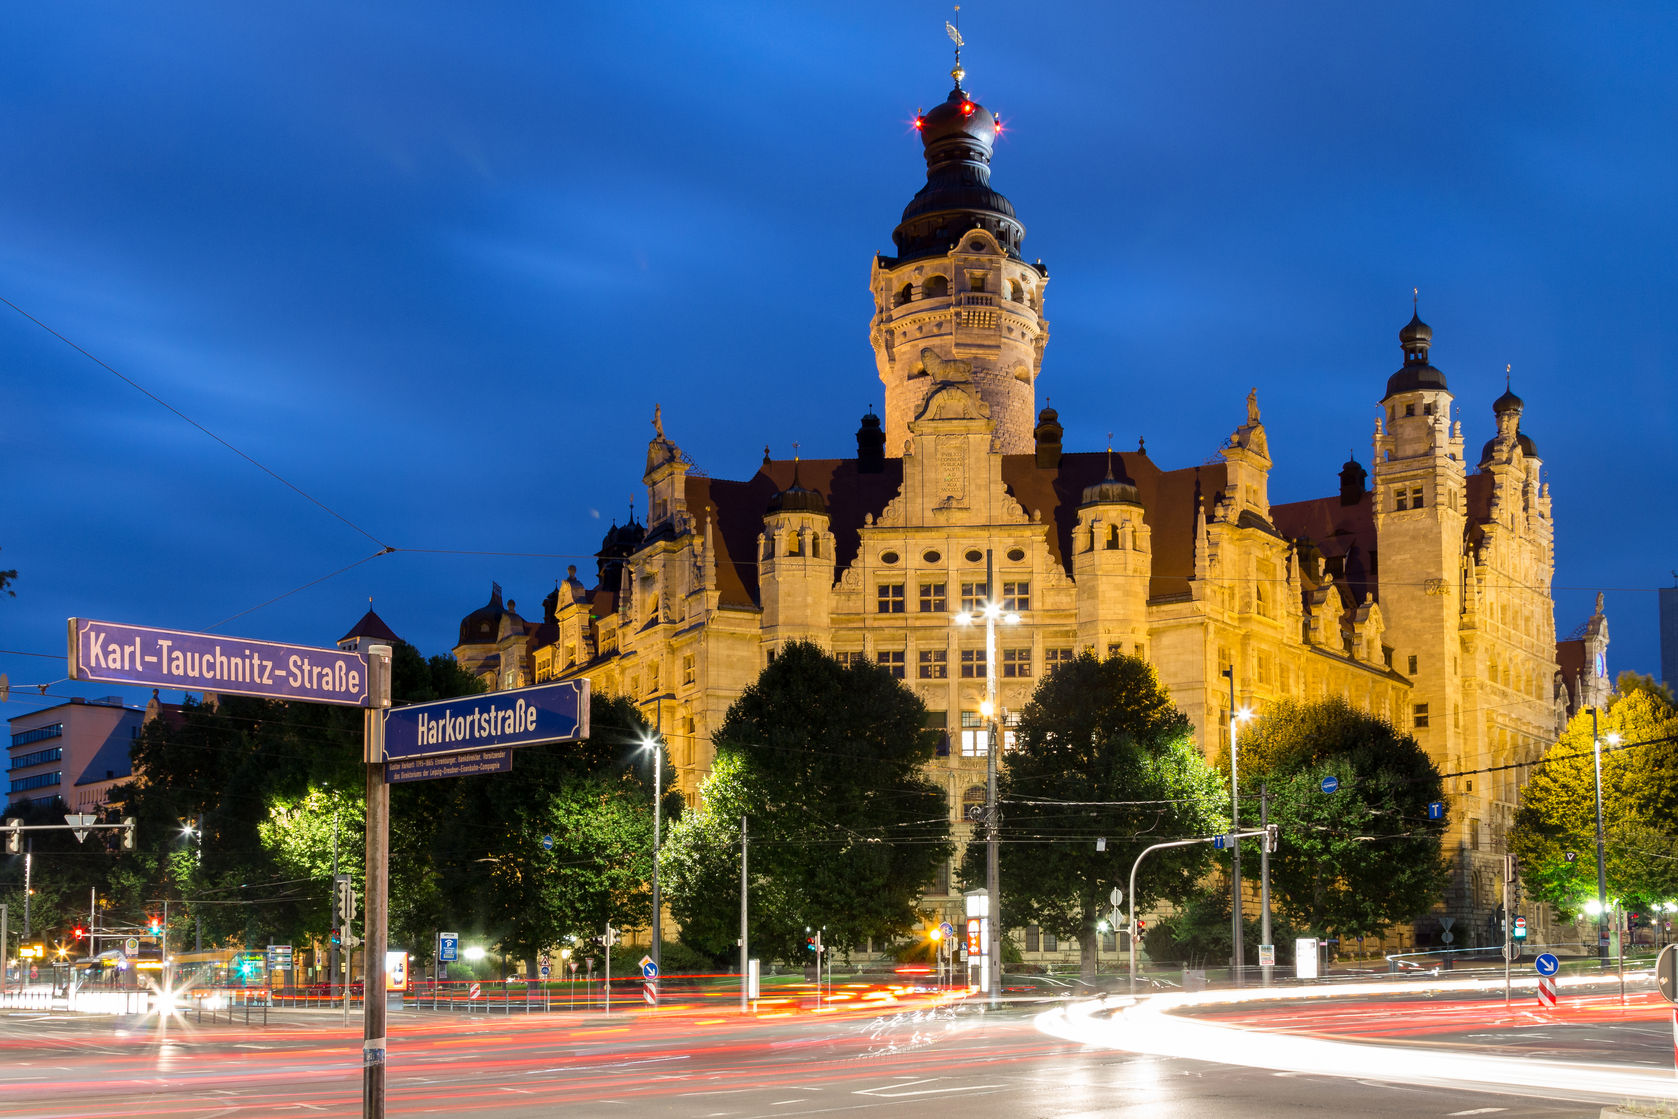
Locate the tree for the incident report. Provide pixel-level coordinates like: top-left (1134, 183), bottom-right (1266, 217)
top-left (662, 641), bottom-right (949, 964)
top-left (960, 652), bottom-right (1227, 980)
top-left (1230, 698), bottom-right (1447, 943)
top-left (1512, 684), bottom-right (1678, 917)
top-left (0, 545), bottom-right (15, 597)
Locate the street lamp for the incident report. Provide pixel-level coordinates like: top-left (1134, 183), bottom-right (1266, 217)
top-left (1222, 667), bottom-right (1253, 983)
top-left (1588, 708), bottom-right (1619, 968)
top-left (954, 553), bottom-right (1019, 1007)
top-left (641, 733), bottom-right (664, 979)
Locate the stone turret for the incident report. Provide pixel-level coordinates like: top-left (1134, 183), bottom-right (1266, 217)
top-left (757, 465), bottom-right (836, 652)
top-left (1072, 454), bottom-right (1151, 657)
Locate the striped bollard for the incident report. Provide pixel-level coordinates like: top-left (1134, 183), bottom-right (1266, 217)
top-left (1536, 975), bottom-right (1556, 1008)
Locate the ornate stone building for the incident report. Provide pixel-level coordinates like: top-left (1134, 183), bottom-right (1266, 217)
top-left (453, 62), bottom-right (1600, 952)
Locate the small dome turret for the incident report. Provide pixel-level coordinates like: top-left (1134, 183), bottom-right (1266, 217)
top-left (767, 463), bottom-right (827, 516)
top-left (1384, 307), bottom-right (1448, 399)
top-left (1080, 453), bottom-right (1142, 508)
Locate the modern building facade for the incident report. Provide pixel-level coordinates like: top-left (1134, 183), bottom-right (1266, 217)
top-left (7, 696), bottom-right (143, 813)
top-left (452, 60), bottom-right (1597, 952)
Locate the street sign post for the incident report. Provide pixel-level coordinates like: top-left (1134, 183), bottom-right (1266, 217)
top-left (1656, 943), bottom-right (1677, 1004)
top-left (69, 618), bottom-right (369, 706)
top-left (438, 933), bottom-right (459, 963)
top-left (1427, 801), bottom-right (1444, 820)
top-left (123, 937), bottom-right (138, 959)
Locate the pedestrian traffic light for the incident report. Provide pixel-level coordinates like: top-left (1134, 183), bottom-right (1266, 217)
top-left (335, 876), bottom-right (357, 923)
top-left (330, 930), bottom-right (342, 947)
top-left (147, 915), bottom-right (162, 936)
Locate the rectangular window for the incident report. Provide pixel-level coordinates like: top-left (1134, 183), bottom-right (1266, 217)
top-left (1107, 642), bottom-right (1122, 658)
top-left (960, 649), bottom-right (986, 678)
top-left (1002, 581), bottom-right (1031, 612)
top-left (9, 770), bottom-right (61, 793)
top-left (1002, 648), bottom-right (1032, 678)
top-left (1410, 487), bottom-right (1424, 509)
top-left (918, 649), bottom-right (948, 679)
top-left (681, 654), bottom-right (695, 685)
top-left (1395, 488), bottom-right (1409, 511)
top-left (1102, 929), bottom-right (1117, 952)
top-left (919, 582), bottom-right (947, 613)
top-left (1469, 817), bottom-right (1481, 850)
top-left (876, 650), bottom-right (905, 678)
top-left (1407, 654), bottom-right (1418, 675)
top-left (1025, 926), bottom-right (1040, 952)
top-left (1422, 402), bottom-right (1434, 416)
top-left (1413, 703), bottom-right (1430, 728)
top-left (960, 582), bottom-right (986, 613)
top-left (961, 710), bottom-right (987, 756)
top-left (10, 724), bottom-right (64, 749)
top-left (1043, 932), bottom-right (1058, 952)
top-left (1405, 403), bottom-right (1416, 417)
top-left (1044, 648), bottom-right (1074, 672)
top-left (876, 584), bottom-right (905, 613)
top-left (11, 746), bottom-right (63, 769)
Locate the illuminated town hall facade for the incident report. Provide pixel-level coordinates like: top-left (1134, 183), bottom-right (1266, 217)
top-left (452, 63), bottom-right (1607, 952)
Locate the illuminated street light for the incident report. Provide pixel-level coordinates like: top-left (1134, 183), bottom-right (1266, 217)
top-left (954, 553), bottom-right (1020, 1007)
top-left (463, 945), bottom-right (486, 962)
top-left (1588, 709), bottom-right (1615, 967)
top-left (1223, 666), bottom-right (1255, 983)
top-left (641, 731), bottom-right (664, 980)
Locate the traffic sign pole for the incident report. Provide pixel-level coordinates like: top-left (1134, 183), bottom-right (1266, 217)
top-left (362, 645), bottom-right (392, 1119)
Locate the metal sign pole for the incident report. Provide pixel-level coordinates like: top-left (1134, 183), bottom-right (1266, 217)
top-left (362, 646), bottom-right (391, 1119)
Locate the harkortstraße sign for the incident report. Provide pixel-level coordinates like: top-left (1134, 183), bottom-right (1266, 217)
top-left (69, 618), bottom-right (369, 706)
top-left (383, 679), bottom-right (590, 762)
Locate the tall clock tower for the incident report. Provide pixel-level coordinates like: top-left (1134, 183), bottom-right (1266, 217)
top-left (869, 58), bottom-right (1049, 455)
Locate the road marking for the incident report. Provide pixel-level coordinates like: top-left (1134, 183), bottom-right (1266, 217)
top-left (1449, 1110), bottom-right (1506, 1116)
top-left (856, 1078), bottom-right (1005, 1098)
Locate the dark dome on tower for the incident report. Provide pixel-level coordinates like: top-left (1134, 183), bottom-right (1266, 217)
top-left (1493, 386), bottom-right (1524, 414)
top-left (892, 84), bottom-right (1026, 264)
top-left (1384, 310), bottom-right (1449, 399)
top-left (1080, 454), bottom-right (1142, 508)
top-left (767, 465), bottom-right (827, 516)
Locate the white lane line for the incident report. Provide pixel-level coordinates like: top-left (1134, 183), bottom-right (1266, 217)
top-left (855, 1078), bottom-right (1005, 1098)
top-left (1449, 1109), bottom-right (1507, 1116)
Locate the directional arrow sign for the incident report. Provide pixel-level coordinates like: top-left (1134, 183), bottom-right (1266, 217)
top-left (1535, 952), bottom-right (1560, 977)
top-left (640, 955), bottom-right (659, 980)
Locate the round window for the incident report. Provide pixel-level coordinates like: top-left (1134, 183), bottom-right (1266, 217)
top-left (965, 549), bottom-right (984, 564)
top-left (1006, 548), bottom-right (1026, 563)
top-left (880, 551), bottom-right (900, 565)
top-left (923, 550), bottom-right (942, 565)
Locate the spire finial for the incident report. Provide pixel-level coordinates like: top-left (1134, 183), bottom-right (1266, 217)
top-left (1105, 431), bottom-right (1115, 478)
top-left (792, 440), bottom-right (801, 463)
top-left (1413, 286), bottom-right (1419, 310)
top-left (946, 6), bottom-right (965, 88)
top-left (1505, 362), bottom-right (1511, 389)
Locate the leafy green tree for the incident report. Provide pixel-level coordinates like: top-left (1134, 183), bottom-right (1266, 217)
top-left (961, 652), bottom-right (1227, 980)
top-left (1512, 684), bottom-right (1678, 917)
top-left (1230, 698), bottom-right (1447, 943)
top-left (663, 641), bottom-right (949, 964)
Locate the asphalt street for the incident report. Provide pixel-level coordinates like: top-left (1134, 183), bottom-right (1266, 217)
top-left (0, 988), bottom-right (1666, 1119)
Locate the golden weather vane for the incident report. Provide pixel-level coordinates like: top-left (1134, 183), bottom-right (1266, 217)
top-left (946, 5), bottom-right (965, 86)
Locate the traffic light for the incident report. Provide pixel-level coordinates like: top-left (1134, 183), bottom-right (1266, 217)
top-left (72, 925), bottom-right (86, 941)
top-left (603, 924), bottom-right (618, 947)
top-left (147, 915), bottom-right (162, 936)
top-left (806, 934), bottom-right (817, 953)
top-left (121, 817), bottom-right (136, 851)
top-left (4, 819), bottom-right (19, 855)
top-left (1136, 919), bottom-right (1146, 936)
top-left (335, 876), bottom-right (357, 923)
top-left (330, 930), bottom-right (342, 947)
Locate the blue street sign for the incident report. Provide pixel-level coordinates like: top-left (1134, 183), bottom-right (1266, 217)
top-left (540, 965), bottom-right (551, 977)
top-left (1534, 952), bottom-right (1559, 976)
top-left (939, 921), bottom-right (954, 939)
top-left (383, 679), bottom-right (591, 762)
top-left (542, 835), bottom-right (554, 851)
top-left (386, 748), bottom-right (512, 784)
top-left (1427, 801), bottom-right (1444, 820)
top-left (1320, 775), bottom-right (1340, 794)
top-left (438, 933), bottom-right (459, 963)
top-left (1213, 834), bottom-right (1227, 850)
top-left (69, 617), bottom-right (369, 706)
top-left (641, 958), bottom-right (659, 980)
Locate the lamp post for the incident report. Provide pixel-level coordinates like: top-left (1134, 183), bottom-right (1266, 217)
top-left (1588, 708), bottom-right (1618, 969)
top-left (954, 551), bottom-right (1018, 1007)
top-left (641, 729), bottom-right (664, 982)
top-left (1222, 667), bottom-right (1252, 984)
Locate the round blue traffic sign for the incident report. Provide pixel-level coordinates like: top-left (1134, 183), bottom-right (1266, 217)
top-left (1535, 952), bottom-right (1560, 976)
top-left (541, 835), bottom-right (554, 851)
top-left (1320, 775), bottom-right (1340, 794)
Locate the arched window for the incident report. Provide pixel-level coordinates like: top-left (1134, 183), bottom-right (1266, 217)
top-left (896, 282), bottom-right (914, 306)
top-left (922, 274), bottom-right (949, 299)
top-left (1009, 279), bottom-right (1025, 302)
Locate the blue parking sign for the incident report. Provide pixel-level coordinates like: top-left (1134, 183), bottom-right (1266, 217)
top-left (439, 932), bottom-right (459, 963)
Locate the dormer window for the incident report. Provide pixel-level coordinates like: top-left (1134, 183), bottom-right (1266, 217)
top-left (1404, 403), bottom-right (1416, 417)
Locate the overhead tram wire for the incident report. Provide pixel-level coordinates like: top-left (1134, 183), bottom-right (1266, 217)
top-left (1, 293), bottom-right (393, 554)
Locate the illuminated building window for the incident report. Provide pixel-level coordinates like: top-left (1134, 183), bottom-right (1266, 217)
top-left (836, 651), bottom-right (865, 668)
top-left (919, 649), bottom-right (948, 679)
top-left (1407, 654), bottom-right (1418, 675)
top-left (1044, 648), bottom-right (1074, 671)
top-left (877, 584), bottom-right (905, 613)
top-left (1002, 581), bottom-right (1030, 612)
top-left (1413, 703), bottom-right (1430, 728)
top-left (920, 582), bottom-right (948, 613)
top-left (1410, 487), bottom-right (1424, 508)
top-left (960, 649), bottom-right (986, 678)
top-left (1002, 648), bottom-right (1031, 678)
top-left (1395, 488), bottom-right (1409, 511)
top-left (960, 583), bottom-right (985, 613)
top-left (876, 650), bottom-right (905, 678)
top-left (681, 655), bottom-right (695, 685)
top-left (1025, 926), bottom-right (1040, 952)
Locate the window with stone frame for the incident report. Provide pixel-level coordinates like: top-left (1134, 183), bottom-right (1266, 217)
top-left (836, 651), bottom-right (866, 668)
top-left (1002, 648), bottom-right (1032, 678)
top-left (681, 654), bottom-right (695, 685)
top-left (1413, 703), bottom-right (1430, 728)
top-left (1410, 486), bottom-right (1424, 508)
top-left (1044, 647), bottom-right (1074, 673)
top-left (920, 582), bottom-right (948, 613)
top-left (960, 649), bottom-right (986, 678)
top-left (918, 649), bottom-right (948, 679)
top-left (877, 583), bottom-right (905, 613)
top-left (1395, 487), bottom-right (1409, 511)
top-left (1025, 926), bottom-right (1040, 952)
top-left (960, 582), bottom-right (986, 613)
top-left (1001, 581), bottom-right (1030, 612)
top-left (876, 650), bottom-right (905, 678)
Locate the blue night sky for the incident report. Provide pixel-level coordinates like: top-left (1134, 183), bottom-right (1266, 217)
top-left (4, 2), bottom-right (1675, 726)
